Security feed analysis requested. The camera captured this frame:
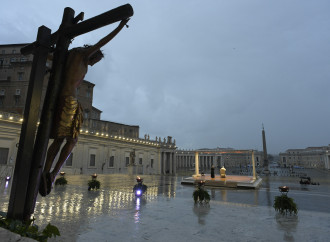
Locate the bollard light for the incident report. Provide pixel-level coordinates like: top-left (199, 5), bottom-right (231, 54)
top-left (279, 186), bottom-right (289, 194)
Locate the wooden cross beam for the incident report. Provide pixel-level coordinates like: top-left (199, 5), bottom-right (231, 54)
top-left (21, 4), bottom-right (133, 55)
top-left (7, 4), bottom-right (133, 221)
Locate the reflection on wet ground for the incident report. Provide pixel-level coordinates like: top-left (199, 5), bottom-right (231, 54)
top-left (0, 169), bottom-right (329, 241)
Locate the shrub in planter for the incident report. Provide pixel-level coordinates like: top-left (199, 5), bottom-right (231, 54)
top-left (88, 179), bottom-right (101, 190)
top-left (55, 177), bottom-right (67, 186)
top-left (193, 181), bottom-right (210, 204)
top-left (0, 211), bottom-right (60, 241)
top-left (273, 194), bottom-right (298, 215)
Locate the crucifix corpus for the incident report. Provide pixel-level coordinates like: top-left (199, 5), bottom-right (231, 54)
top-left (7, 4), bottom-right (133, 221)
top-left (39, 17), bottom-right (130, 197)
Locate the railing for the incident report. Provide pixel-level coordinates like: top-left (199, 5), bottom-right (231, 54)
top-left (0, 111), bottom-right (177, 149)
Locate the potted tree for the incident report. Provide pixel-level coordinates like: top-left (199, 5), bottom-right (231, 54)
top-left (192, 180), bottom-right (210, 204)
top-left (88, 173), bottom-right (101, 190)
top-left (273, 186), bottom-right (298, 215)
top-left (55, 171), bottom-right (68, 186)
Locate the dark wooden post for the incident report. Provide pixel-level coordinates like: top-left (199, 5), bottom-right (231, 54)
top-left (7, 26), bottom-right (51, 220)
top-left (22, 7), bottom-right (76, 221)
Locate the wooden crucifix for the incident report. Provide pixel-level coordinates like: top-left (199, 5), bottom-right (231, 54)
top-left (7, 4), bottom-right (133, 222)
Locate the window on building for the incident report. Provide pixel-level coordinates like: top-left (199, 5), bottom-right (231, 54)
top-left (0, 148), bottom-right (9, 165)
top-left (92, 121), bottom-right (97, 128)
top-left (0, 58), bottom-right (3, 66)
top-left (20, 57), bottom-right (27, 62)
top-left (18, 72), bottom-right (24, 80)
top-left (139, 158), bottom-right (142, 165)
top-left (125, 157), bottom-right (129, 166)
top-left (65, 153), bottom-right (73, 166)
top-left (12, 50), bottom-right (16, 54)
top-left (0, 97), bottom-right (4, 107)
top-left (109, 156), bottom-right (114, 167)
top-left (86, 89), bottom-right (91, 98)
top-left (76, 87), bottom-right (80, 95)
top-left (89, 154), bottom-right (96, 167)
top-left (151, 159), bottom-right (154, 168)
top-left (15, 96), bottom-right (20, 106)
top-left (84, 110), bottom-right (89, 119)
top-left (1, 50), bottom-right (5, 54)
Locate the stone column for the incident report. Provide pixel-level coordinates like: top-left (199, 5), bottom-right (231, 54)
top-left (173, 152), bottom-right (176, 174)
top-left (158, 150), bottom-right (161, 174)
top-left (169, 152), bottom-right (173, 174)
top-left (251, 150), bottom-right (256, 180)
top-left (194, 151), bottom-right (200, 177)
top-left (162, 152), bottom-right (166, 174)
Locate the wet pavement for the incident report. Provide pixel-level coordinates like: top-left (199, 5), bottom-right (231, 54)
top-left (1, 168), bottom-right (330, 241)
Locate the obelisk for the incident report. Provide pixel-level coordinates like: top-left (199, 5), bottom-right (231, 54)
top-left (262, 124), bottom-right (270, 174)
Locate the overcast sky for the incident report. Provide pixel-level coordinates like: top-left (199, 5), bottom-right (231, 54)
top-left (1, 0), bottom-right (330, 154)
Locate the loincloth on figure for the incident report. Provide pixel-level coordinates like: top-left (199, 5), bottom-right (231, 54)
top-left (50, 96), bottom-right (83, 139)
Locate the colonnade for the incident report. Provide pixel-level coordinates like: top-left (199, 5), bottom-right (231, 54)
top-left (175, 154), bottom-right (194, 168)
top-left (161, 150), bottom-right (176, 174)
top-left (176, 150), bottom-right (257, 180)
top-left (176, 154), bottom-right (221, 169)
top-left (193, 151), bottom-right (256, 179)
